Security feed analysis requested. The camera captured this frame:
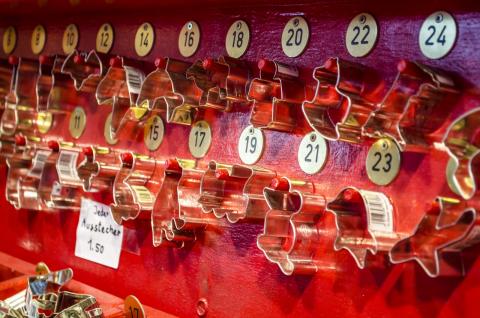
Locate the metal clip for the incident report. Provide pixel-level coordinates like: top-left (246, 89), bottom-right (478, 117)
top-left (364, 60), bottom-right (459, 150)
top-left (111, 152), bottom-right (162, 224)
top-left (193, 56), bottom-right (250, 111)
top-left (443, 107), bottom-right (480, 200)
top-left (303, 57), bottom-right (384, 143)
top-left (257, 177), bottom-right (327, 275)
top-left (61, 50), bottom-right (107, 92)
top-left (199, 161), bottom-right (275, 223)
top-left (327, 187), bottom-right (401, 268)
top-left (247, 59), bottom-right (306, 133)
top-left (152, 159), bottom-right (218, 247)
top-left (390, 197), bottom-right (480, 277)
top-left (137, 57), bottom-right (202, 125)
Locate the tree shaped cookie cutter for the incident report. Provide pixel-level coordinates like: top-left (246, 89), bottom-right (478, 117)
top-left (390, 197), bottom-right (480, 277)
top-left (61, 49), bottom-right (107, 92)
top-left (442, 107), bottom-right (480, 200)
top-left (152, 159), bottom-right (219, 247)
top-left (137, 57), bottom-right (203, 126)
top-left (198, 161), bottom-right (276, 223)
top-left (257, 177), bottom-right (327, 275)
top-left (111, 152), bottom-right (163, 225)
top-left (96, 56), bottom-right (151, 138)
top-left (192, 56), bottom-right (251, 112)
top-left (363, 60), bottom-right (459, 150)
top-left (247, 59), bottom-right (306, 133)
top-left (0, 57), bottom-right (39, 137)
top-left (302, 57), bottom-right (384, 143)
top-left (327, 187), bottom-right (402, 268)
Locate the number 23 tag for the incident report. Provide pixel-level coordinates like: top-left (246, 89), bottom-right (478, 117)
top-left (366, 138), bottom-right (401, 186)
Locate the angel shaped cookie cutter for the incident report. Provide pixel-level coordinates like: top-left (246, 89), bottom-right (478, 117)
top-left (198, 161), bottom-right (275, 223)
top-left (327, 187), bottom-right (402, 268)
top-left (247, 59), bottom-right (306, 133)
top-left (257, 177), bottom-right (327, 275)
top-left (137, 57), bottom-right (204, 126)
top-left (442, 107), bottom-right (480, 200)
top-left (152, 159), bottom-right (219, 247)
top-left (390, 197), bottom-right (480, 277)
top-left (111, 152), bottom-right (163, 225)
top-left (363, 60), bottom-right (459, 150)
top-left (302, 57), bottom-right (384, 143)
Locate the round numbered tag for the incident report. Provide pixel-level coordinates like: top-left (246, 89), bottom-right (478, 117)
top-left (419, 11), bottom-right (457, 59)
top-left (226, 20), bottom-right (250, 58)
top-left (178, 21), bottom-right (201, 57)
top-left (31, 24), bottom-right (46, 55)
top-left (134, 22), bottom-right (154, 57)
top-left (297, 131), bottom-right (328, 174)
top-left (36, 111), bottom-right (53, 134)
top-left (238, 125), bottom-right (264, 165)
top-left (62, 24), bottom-right (79, 55)
top-left (2, 26), bottom-right (16, 54)
top-left (69, 107), bottom-right (86, 139)
top-left (143, 115), bottom-right (164, 151)
top-left (96, 23), bottom-right (114, 53)
top-left (345, 13), bottom-right (378, 57)
top-left (281, 16), bottom-right (309, 58)
top-left (104, 113), bottom-right (118, 145)
top-left (124, 295), bottom-right (145, 318)
top-left (366, 138), bottom-right (401, 186)
top-left (188, 120), bottom-right (212, 158)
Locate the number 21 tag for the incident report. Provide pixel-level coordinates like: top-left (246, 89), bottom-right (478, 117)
top-left (298, 132), bottom-right (328, 174)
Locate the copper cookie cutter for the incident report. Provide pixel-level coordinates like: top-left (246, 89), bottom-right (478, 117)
top-left (193, 56), bottom-right (250, 111)
top-left (96, 56), bottom-right (152, 138)
top-left (0, 56), bottom-right (18, 106)
top-left (257, 177), bottom-right (328, 275)
top-left (61, 49), bottom-right (107, 92)
top-left (198, 161), bottom-right (275, 223)
top-left (327, 187), bottom-right (402, 268)
top-left (152, 159), bottom-right (219, 247)
top-left (363, 60), bottom-right (459, 150)
top-left (137, 57), bottom-right (203, 125)
top-left (390, 197), bottom-right (480, 277)
top-left (111, 152), bottom-right (163, 225)
top-left (443, 107), bottom-right (480, 200)
top-left (303, 57), bottom-right (384, 143)
top-left (247, 59), bottom-right (306, 133)
top-left (1, 57), bottom-right (39, 137)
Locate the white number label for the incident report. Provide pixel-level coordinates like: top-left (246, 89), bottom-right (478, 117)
top-left (346, 13), bottom-right (378, 57)
top-left (281, 16), bottom-right (309, 58)
top-left (419, 11), bottom-right (457, 59)
top-left (69, 106), bottom-right (87, 139)
top-left (366, 138), bottom-right (401, 186)
top-left (62, 24), bottom-right (79, 55)
top-left (143, 115), bottom-right (164, 151)
top-left (226, 20), bottom-right (250, 58)
top-left (31, 24), bottom-right (46, 55)
top-left (238, 125), bottom-right (264, 165)
top-left (96, 23), bottom-right (114, 54)
top-left (134, 22), bottom-right (154, 57)
top-left (75, 198), bottom-right (123, 269)
top-left (178, 21), bottom-right (201, 57)
top-left (188, 120), bottom-right (212, 158)
top-left (297, 132), bottom-right (328, 174)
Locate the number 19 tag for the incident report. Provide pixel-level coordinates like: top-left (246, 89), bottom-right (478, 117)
top-left (238, 125), bottom-right (264, 165)
top-left (298, 132), bottom-right (328, 174)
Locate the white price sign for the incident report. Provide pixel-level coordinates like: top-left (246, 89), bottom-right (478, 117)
top-left (75, 198), bottom-right (124, 269)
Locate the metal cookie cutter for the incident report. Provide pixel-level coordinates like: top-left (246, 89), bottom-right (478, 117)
top-left (5, 135), bottom-right (37, 209)
top-left (1, 57), bottom-right (39, 137)
top-left (327, 187), bottom-right (401, 268)
top-left (111, 152), bottom-right (163, 224)
top-left (0, 56), bottom-right (18, 105)
top-left (390, 197), bottom-right (480, 277)
top-left (193, 56), bottom-right (250, 111)
top-left (247, 59), bottom-right (306, 133)
top-left (257, 177), bottom-right (327, 275)
top-left (137, 57), bottom-right (203, 125)
top-left (443, 107), bottom-right (480, 200)
top-left (152, 159), bottom-right (218, 247)
top-left (199, 161), bottom-right (276, 223)
top-left (96, 56), bottom-right (151, 138)
top-left (61, 50), bottom-right (107, 92)
top-left (303, 57), bottom-right (384, 143)
top-left (54, 292), bottom-right (103, 318)
top-left (363, 60), bottom-right (459, 150)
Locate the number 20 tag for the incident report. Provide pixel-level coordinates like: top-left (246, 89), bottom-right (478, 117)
top-left (366, 138), bottom-right (401, 186)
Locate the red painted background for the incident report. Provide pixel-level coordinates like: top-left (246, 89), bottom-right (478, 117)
top-left (0, 0), bottom-right (479, 317)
